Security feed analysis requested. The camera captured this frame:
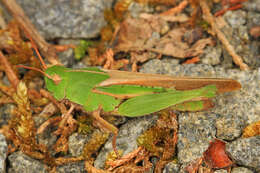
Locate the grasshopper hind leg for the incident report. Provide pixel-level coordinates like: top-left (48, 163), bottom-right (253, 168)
top-left (92, 106), bottom-right (119, 158)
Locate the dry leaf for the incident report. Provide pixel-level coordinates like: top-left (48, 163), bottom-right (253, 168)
top-left (203, 139), bottom-right (233, 169)
top-left (114, 17), bottom-right (153, 52)
top-left (148, 28), bottom-right (213, 58)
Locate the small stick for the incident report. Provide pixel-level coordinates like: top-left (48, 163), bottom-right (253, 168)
top-left (40, 89), bottom-right (67, 113)
top-left (0, 51), bottom-right (19, 88)
top-left (160, 0), bottom-right (188, 16)
top-left (199, 0), bottom-right (249, 70)
top-left (37, 117), bottom-right (62, 134)
top-left (214, 4), bottom-right (243, 17)
top-left (107, 147), bottom-right (143, 170)
top-left (58, 104), bottom-right (75, 130)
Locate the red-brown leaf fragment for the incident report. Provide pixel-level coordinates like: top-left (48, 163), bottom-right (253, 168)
top-left (203, 139), bottom-right (233, 169)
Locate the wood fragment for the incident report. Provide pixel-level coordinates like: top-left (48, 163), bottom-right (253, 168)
top-left (199, 0), bottom-right (249, 70)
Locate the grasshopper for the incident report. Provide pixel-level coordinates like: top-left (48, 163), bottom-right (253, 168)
top-left (19, 49), bottom-right (241, 156)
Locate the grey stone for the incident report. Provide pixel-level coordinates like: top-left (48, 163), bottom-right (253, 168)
top-left (215, 114), bottom-right (244, 141)
top-left (8, 152), bottom-right (48, 173)
top-left (36, 126), bottom-right (57, 151)
top-left (201, 46), bottom-right (222, 66)
top-left (0, 104), bottom-right (13, 127)
top-left (224, 10), bottom-right (247, 28)
top-left (56, 161), bottom-right (85, 173)
top-left (0, 134), bottom-right (7, 173)
top-left (163, 161), bottom-right (180, 173)
top-left (231, 167), bottom-right (254, 173)
top-left (247, 11), bottom-right (260, 31)
top-left (226, 136), bottom-right (260, 171)
top-left (177, 112), bottom-right (217, 164)
top-left (243, 0), bottom-right (260, 12)
top-left (15, 0), bottom-right (113, 39)
top-left (68, 133), bottom-right (91, 157)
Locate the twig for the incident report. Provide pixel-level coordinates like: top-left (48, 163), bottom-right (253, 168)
top-left (1, 0), bottom-right (60, 65)
top-left (199, 0), bottom-right (249, 70)
top-left (58, 104), bottom-right (75, 131)
top-left (214, 4), bottom-right (243, 17)
top-left (40, 89), bottom-right (66, 113)
top-left (37, 117), bottom-right (62, 134)
top-left (160, 0), bottom-right (188, 16)
top-left (107, 147), bottom-right (143, 170)
top-left (0, 51), bottom-right (19, 88)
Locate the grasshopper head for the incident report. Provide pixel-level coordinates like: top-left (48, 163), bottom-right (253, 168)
top-left (44, 65), bottom-right (68, 100)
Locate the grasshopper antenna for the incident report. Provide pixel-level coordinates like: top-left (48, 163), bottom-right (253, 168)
top-left (16, 65), bottom-right (48, 77)
top-left (16, 64), bottom-right (61, 85)
top-left (24, 32), bottom-right (47, 70)
top-left (17, 33), bottom-right (62, 84)
top-left (17, 30), bottom-right (62, 84)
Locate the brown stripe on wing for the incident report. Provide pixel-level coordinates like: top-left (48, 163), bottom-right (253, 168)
top-left (99, 69), bottom-right (241, 93)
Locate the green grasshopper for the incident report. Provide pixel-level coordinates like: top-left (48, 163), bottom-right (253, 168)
top-left (44, 65), bottom-right (241, 116)
top-left (19, 53), bottom-right (241, 155)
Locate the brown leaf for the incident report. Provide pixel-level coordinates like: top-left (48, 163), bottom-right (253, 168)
top-left (114, 17), bottom-right (153, 52)
top-left (148, 28), bottom-right (213, 58)
top-left (203, 139), bottom-right (233, 169)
